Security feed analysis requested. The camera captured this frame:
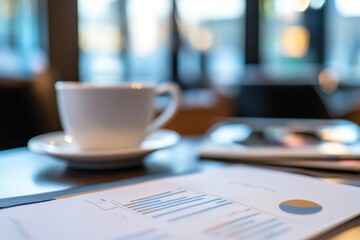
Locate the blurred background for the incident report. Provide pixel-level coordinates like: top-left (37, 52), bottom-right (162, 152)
top-left (1, 0), bottom-right (360, 150)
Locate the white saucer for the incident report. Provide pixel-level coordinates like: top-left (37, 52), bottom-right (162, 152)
top-left (28, 129), bottom-right (180, 170)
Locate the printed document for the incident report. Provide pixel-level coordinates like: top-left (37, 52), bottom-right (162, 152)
top-left (1, 165), bottom-right (360, 240)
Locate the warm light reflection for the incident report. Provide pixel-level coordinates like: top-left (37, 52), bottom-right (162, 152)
top-left (189, 28), bottom-right (214, 52)
top-left (274, 0), bottom-right (305, 20)
top-left (291, 0), bottom-right (310, 12)
top-left (130, 20), bottom-right (159, 55)
top-left (318, 68), bottom-right (340, 93)
top-left (319, 143), bottom-right (349, 155)
top-left (79, 26), bottom-right (123, 52)
top-left (319, 126), bottom-right (358, 144)
top-left (64, 135), bottom-right (73, 143)
top-left (281, 26), bottom-right (309, 57)
top-left (127, 0), bottom-right (170, 56)
top-left (321, 178), bottom-right (348, 184)
top-left (281, 134), bottom-right (308, 147)
top-left (131, 82), bottom-right (144, 89)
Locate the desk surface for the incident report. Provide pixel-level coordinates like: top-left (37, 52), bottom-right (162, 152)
top-left (0, 138), bottom-right (359, 239)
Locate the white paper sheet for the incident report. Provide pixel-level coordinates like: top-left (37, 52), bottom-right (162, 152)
top-left (1, 165), bottom-right (360, 240)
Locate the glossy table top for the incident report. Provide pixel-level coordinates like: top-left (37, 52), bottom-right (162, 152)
top-left (0, 138), bottom-right (359, 239)
top-left (0, 138), bottom-right (210, 200)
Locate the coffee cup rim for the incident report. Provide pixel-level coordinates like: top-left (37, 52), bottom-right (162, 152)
top-left (55, 81), bottom-right (154, 90)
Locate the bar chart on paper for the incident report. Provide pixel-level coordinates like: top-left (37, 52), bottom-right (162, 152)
top-left (85, 184), bottom-right (298, 239)
top-left (2, 166), bottom-right (360, 240)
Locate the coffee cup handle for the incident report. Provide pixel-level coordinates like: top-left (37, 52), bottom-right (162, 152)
top-left (146, 83), bottom-right (181, 134)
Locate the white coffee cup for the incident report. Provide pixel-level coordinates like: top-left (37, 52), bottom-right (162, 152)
top-left (55, 81), bottom-right (180, 151)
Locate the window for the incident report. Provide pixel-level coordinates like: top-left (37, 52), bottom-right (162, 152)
top-left (78, 0), bottom-right (172, 84)
top-left (0, 0), bottom-right (47, 79)
top-left (259, 0), bottom-right (325, 81)
top-left (2, 0), bottom-right (360, 86)
top-left (325, 0), bottom-right (360, 82)
top-left (176, 0), bottom-right (245, 86)
top-left (78, 0), bottom-right (246, 86)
